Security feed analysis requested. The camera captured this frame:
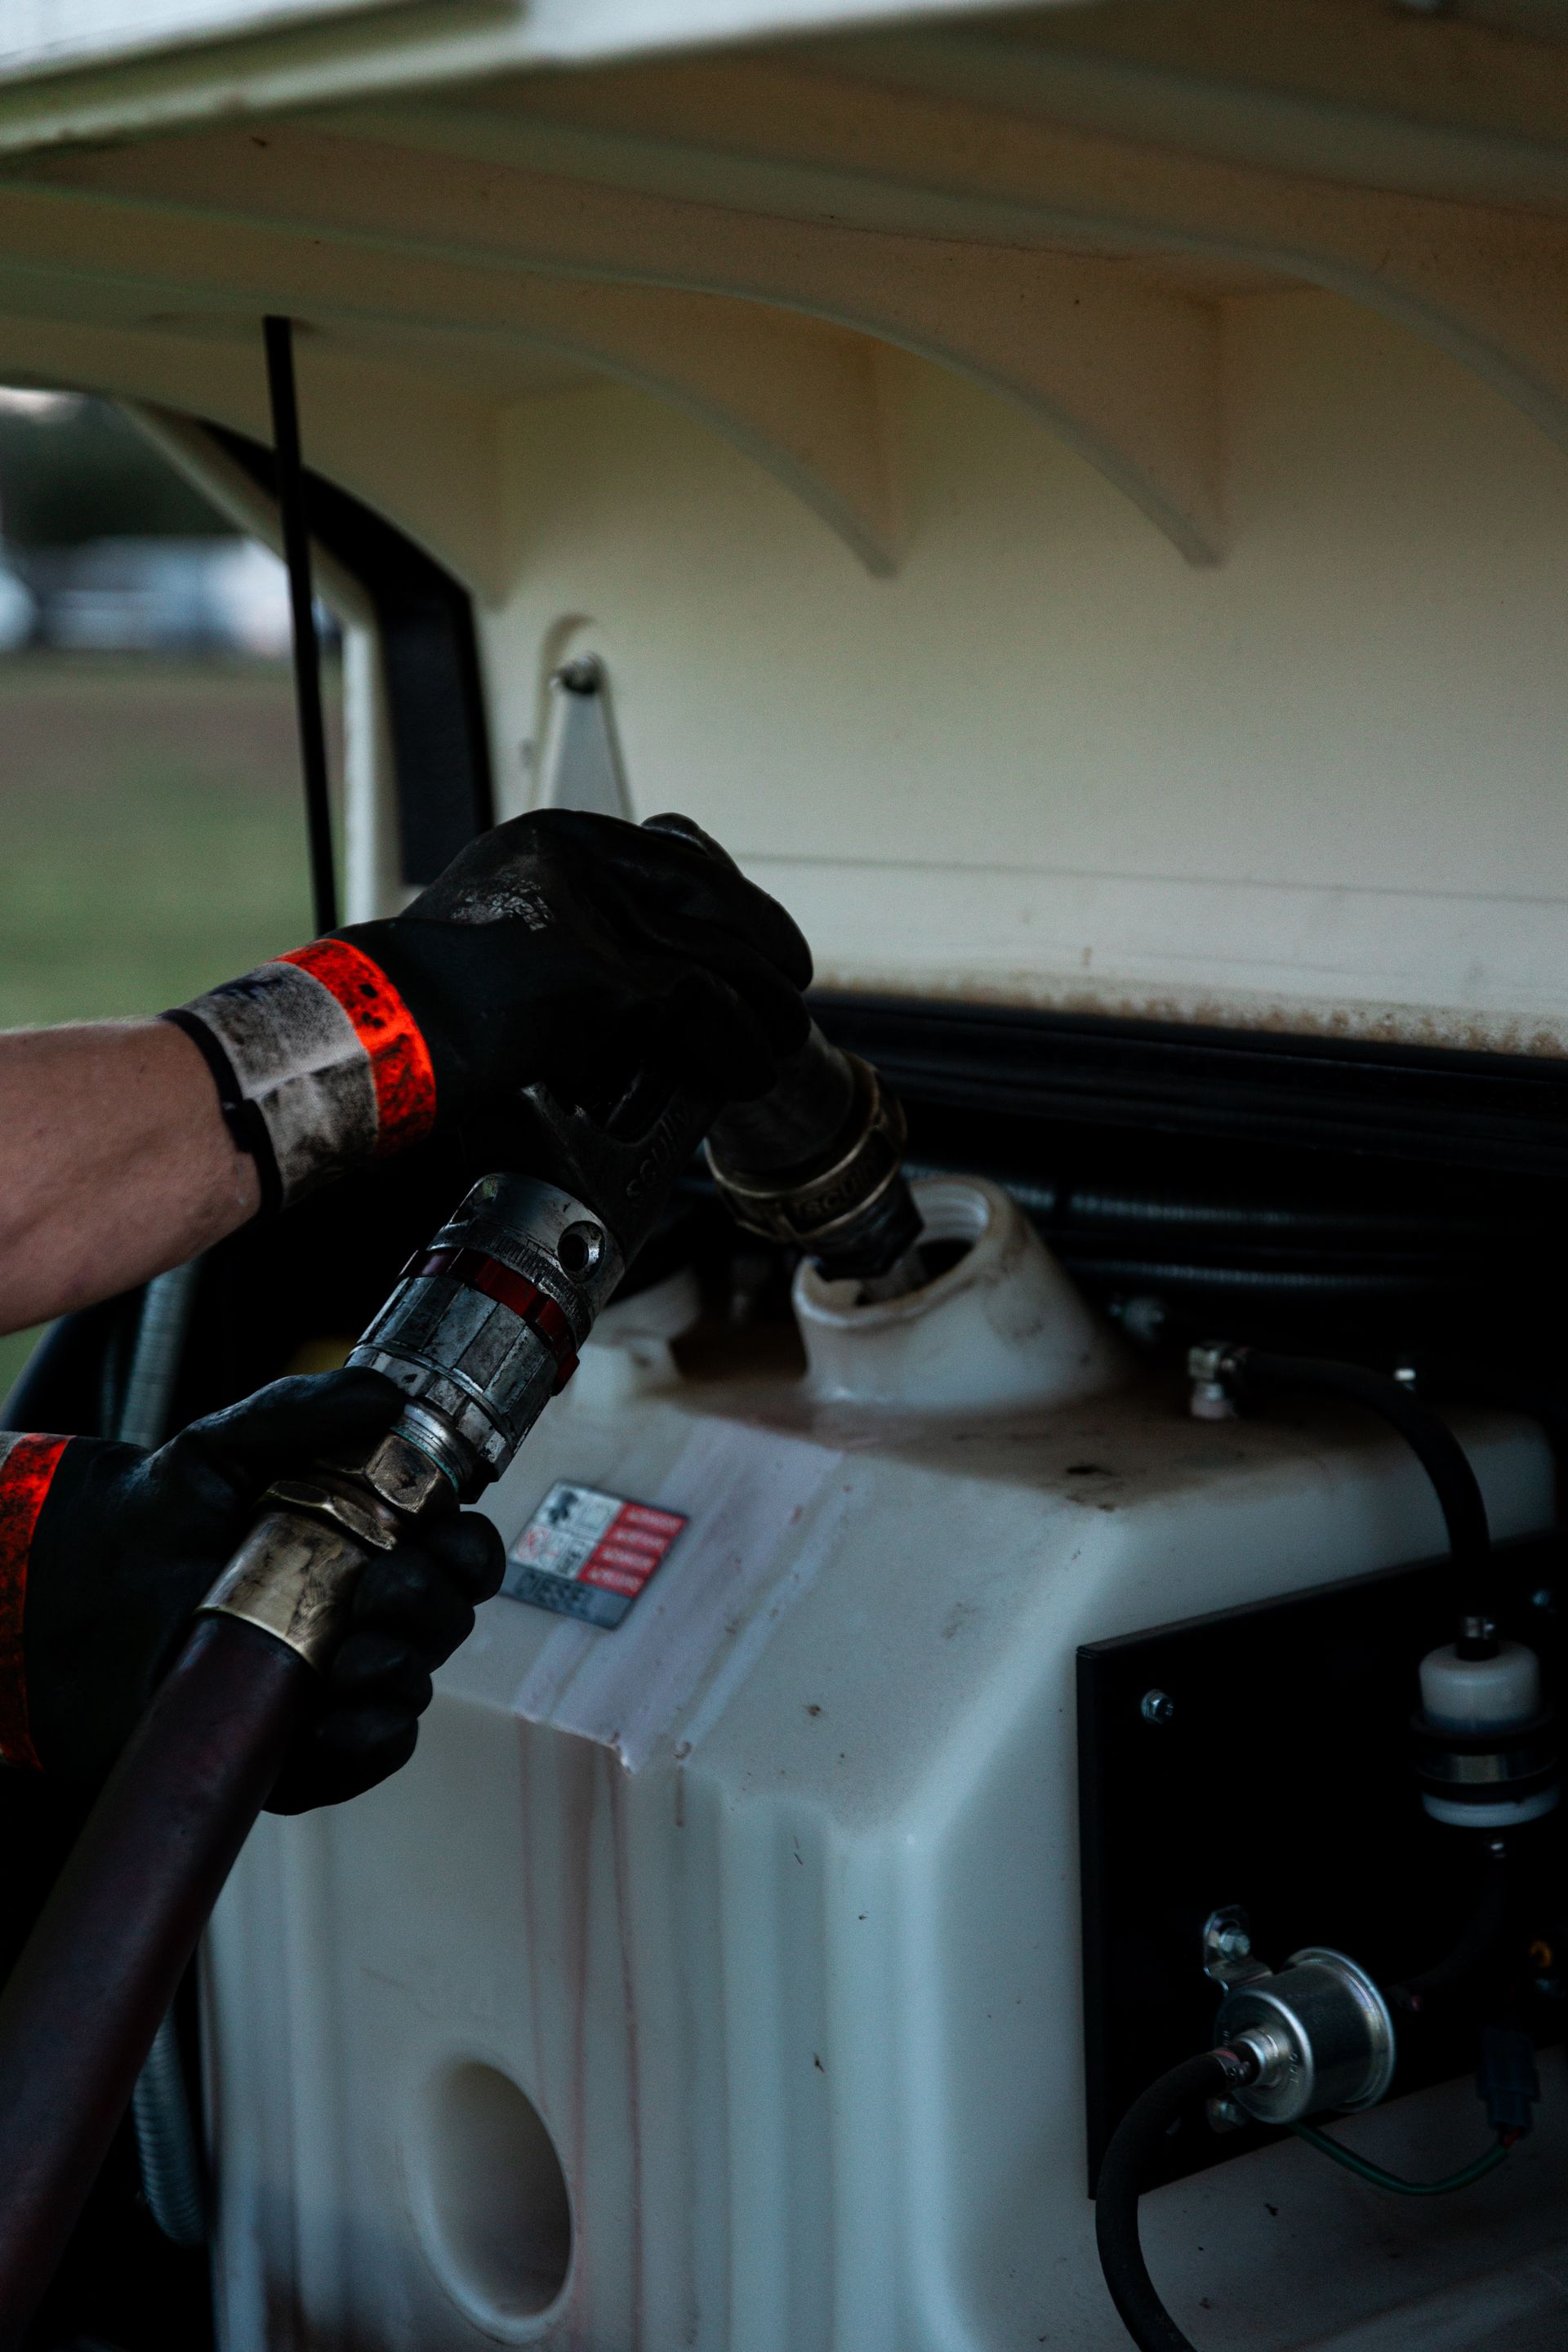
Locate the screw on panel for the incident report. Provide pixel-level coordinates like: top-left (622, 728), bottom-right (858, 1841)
top-left (1532, 1588), bottom-right (1555, 1614)
top-left (1140, 1690), bottom-right (1175, 1726)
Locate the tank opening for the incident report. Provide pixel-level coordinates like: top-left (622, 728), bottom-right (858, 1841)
top-left (854, 1174), bottom-right (991, 1305)
top-left (868, 1235), bottom-right (967, 1295)
top-left (414, 2062), bottom-right (572, 2328)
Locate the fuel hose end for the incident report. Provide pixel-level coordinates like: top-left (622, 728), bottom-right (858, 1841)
top-left (706, 1024), bottom-right (923, 1290)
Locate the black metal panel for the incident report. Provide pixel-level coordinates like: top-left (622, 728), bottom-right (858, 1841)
top-left (207, 424), bottom-right (493, 883)
top-left (1077, 1532), bottom-right (1567, 2196)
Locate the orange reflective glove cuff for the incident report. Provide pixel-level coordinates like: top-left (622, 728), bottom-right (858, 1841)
top-left (0, 1433), bottom-right (70, 1772)
top-left (165, 937), bottom-right (437, 1214)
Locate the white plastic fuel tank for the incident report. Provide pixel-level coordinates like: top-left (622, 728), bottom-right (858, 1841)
top-left (203, 1182), bottom-right (1564, 2352)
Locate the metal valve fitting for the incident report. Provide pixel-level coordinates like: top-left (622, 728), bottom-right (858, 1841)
top-left (202, 1169), bottom-right (632, 1667)
top-left (349, 1172), bottom-right (626, 1492)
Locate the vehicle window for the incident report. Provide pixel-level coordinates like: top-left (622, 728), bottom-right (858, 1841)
top-left (0, 389), bottom-right (336, 1401)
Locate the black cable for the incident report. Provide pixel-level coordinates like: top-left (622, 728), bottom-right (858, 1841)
top-left (1408, 1355), bottom-right (1568, 1468)
top-left (1094, 2049), bottom-right (1245, 2352)
top-left (262, 313), bottom-right (337, 935)
top-left (1289, 2121), bottom-right (1509, 2194)
top-left (1222, 1348), bottom-right (1492, 1637)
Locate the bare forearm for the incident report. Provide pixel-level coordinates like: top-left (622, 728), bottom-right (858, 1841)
top-left (0, 1021), bottom-right (259, 1334)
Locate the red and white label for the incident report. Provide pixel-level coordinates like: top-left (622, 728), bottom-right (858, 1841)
top-left (505, 1483), bottom-right (687, 1628)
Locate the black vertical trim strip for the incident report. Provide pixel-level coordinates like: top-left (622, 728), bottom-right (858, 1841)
top-left (206, 423), bottom-right (494, 885)
top-left (260, 319), bottom-right (337, 932)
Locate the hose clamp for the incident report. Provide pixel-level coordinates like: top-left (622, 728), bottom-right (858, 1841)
top-left (706, 1054), bottom-right (908, 1253)
top-left (199, 1504), bottom-right (380, 1669)
top-left (198, 1437), bottom-right (449, 1668)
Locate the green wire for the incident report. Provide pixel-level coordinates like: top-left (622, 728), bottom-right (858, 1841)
top-left (1289, 2122), bottom-right (1509, 2196)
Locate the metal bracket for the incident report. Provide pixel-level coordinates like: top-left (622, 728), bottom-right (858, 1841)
top-left (543, 655), bottom-right (632, 819)
top-left (1202, 1904), bottom-right (1270, 1991)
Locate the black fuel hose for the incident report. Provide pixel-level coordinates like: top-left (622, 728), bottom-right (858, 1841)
top-left (1094, 2047), bottom-right (1256, 2352)
top-left (0, 1615), bottom-right (308, 2347)
top-left (1095, 2035), bottom-right (1517, 2348)
top-left (1218, 1348), bottom-right (1491, 1633)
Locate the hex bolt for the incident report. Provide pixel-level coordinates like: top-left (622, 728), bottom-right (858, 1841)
top-left (1140, 1689), bottom-right (1176, 1726)
top-left (1213, 1923), bottom-right (1252, 1962)
top-left (1205, 2096), bottom-right (1246, 2134)
top-left (1532, 1587), bottom-right (1555, 1613)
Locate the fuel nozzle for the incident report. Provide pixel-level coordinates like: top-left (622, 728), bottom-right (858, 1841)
top-left (706, 1023), bottom-right (925, 1298)
top-left (635, 812), bottom-right (924, 1298)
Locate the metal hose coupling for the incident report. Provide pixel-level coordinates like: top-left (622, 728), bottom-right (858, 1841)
top-left (200, 1171), bottom-right (628, 1664)
top-left (706, 1023), bottom-right (923, 1288)
top-left (202, 1076), bottom-right (714, 1666)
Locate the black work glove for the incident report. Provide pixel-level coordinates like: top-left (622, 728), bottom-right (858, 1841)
top-left (167, 808), bottom-right (813, 1209)
top-left (16, 1370), bottom-right (503, 1809)
top-left (345, 807), bottom-right (813, 1115)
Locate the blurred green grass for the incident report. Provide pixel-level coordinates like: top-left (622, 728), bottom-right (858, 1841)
top-left (0, 653), bottom-right (334, 1401)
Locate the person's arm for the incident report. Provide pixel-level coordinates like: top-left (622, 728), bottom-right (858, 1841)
top-left (1, 807), bottom-right (813, 1340)
top-left (0, 1019), bottom-right (260, 1335)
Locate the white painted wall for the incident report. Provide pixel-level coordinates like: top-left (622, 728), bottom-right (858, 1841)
top-left (481, 288), bottom-right (1568, 1051)
top-left (0, 0), bottom-right (425, 81)
top-left (0, 0), bottom-right (1089, 149)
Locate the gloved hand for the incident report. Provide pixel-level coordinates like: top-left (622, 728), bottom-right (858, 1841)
top-left (167, 808), bottom-right (812, 1210)
top-left (0, 1370), bottom-right (503, 1810)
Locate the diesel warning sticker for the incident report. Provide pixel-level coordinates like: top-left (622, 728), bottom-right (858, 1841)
top-left (503, 1483), bottom-right (687, 1629)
